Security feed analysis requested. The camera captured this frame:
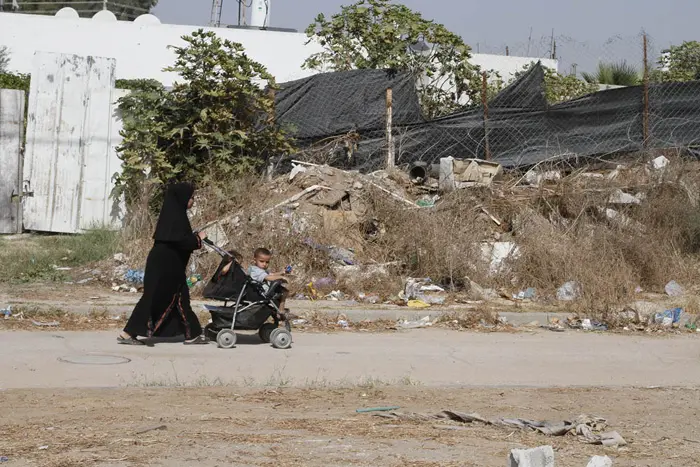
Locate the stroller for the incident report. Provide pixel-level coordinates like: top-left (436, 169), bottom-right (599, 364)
top-left (201, 239), bottom-right (293, 349)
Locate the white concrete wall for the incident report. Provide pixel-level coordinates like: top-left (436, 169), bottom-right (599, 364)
top-left (0, 12), bottom-right (557, 87)
top-left (471, 54), bottom-right (559, 81)
top-left (0, 12), bottom-right (322, 86)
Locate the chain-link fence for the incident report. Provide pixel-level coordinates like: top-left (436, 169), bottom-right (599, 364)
top-left (275, 32), bottom-right (700, 173)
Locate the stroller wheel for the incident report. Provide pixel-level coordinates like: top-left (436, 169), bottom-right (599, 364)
top-left (258, 323), bottom-right (277, 343)
top-left (216, 329), bottom-right (237, 349)
top-left (271, 328), bottom-right (292, 350)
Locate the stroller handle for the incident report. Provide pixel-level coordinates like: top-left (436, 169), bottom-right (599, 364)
top-left (201, 237), bottom-right (233, 259)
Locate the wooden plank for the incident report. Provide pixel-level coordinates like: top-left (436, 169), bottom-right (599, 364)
top-left (0, 89), bottom-right (25, 234)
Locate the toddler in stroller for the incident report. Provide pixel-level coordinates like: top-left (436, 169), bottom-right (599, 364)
top-left (201, 239), bottom-right (293, 349)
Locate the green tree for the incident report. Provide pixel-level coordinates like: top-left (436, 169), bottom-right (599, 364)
top-left (2, 0), bottom-right (157, 20)
top-left (302, 0), bottom-right (481, 118)
top-left (581, 61), bottom-right (641, 86)
top-left (651, 41), bottom-right (700, 82)
top-left (114, 29), bottom-right (293, 204)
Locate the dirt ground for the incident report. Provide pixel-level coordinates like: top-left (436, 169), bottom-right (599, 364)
top-left (1, 386), bottom-right (698, 467)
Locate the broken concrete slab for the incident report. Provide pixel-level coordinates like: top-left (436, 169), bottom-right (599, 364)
top-left (586, 456), bottom-right (613, 467)
top-left (508, 445), bottom-right (555, 467)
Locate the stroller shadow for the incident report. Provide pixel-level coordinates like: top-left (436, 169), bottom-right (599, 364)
top-left (141, 333), bottom-right (266, 347)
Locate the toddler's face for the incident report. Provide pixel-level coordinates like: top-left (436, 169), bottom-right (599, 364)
top-left (254, 254), bottom-right (271, 270)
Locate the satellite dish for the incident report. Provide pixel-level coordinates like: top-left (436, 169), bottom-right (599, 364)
top-left (92, 10), bottom-right (117, 22)
top-left (134, 14), bottom-right (161, 25)
top-left (55, 7), bottom-right (79, 19)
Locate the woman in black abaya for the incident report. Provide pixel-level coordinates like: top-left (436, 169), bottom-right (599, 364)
top-left (118, 182), bottom-right (208, 345)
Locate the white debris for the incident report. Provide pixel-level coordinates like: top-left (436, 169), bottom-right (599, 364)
top-left (650, 155), bottom-right (669, 170)
top-left (480, 241), bottom-right (519, 275)
top-left (608, 189), bottom-right (641, 205)
top-left (508, 445), bottom-right (555, 467)
top-left (586, 456), bottom-right (613, 467)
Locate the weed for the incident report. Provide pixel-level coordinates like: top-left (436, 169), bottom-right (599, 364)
top-left (0, 229), bottom-right (118, 283)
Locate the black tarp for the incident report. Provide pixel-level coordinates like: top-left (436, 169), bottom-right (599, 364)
top-left (276, 63), bottom-right (700, 170)
top-left (275, 69), bottom-right (424, 140)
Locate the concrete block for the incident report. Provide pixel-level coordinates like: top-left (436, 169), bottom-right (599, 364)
top-left (586, 456), bottom-right (613, 467)
top-left (508, 445), bottom-right (555, 467)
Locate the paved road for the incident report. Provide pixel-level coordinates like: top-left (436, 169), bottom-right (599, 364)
top-left (2, 330), bottom-right (699, 389)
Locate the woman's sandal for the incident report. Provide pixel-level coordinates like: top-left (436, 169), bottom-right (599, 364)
top-left (117, 336), bottom-right (145, 345)
top-left (183, 335), bottom-right (208, 345)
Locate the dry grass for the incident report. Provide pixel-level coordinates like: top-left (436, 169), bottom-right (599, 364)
top-left (114, 155), bottom-right (700, 325)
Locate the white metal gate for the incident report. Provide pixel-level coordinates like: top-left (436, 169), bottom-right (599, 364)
top-left (0, 89), bottom-right (25, 234)
top-left (22, 52), bottom-right (122, 234)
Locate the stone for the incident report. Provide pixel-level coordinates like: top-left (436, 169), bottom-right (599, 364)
top-left (508, 445), bottom-right (555, 467)
top-left (586, 455), bottom-right (613, 467)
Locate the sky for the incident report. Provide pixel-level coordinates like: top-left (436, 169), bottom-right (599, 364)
top-left (152, 0), bottom-right (699, 74)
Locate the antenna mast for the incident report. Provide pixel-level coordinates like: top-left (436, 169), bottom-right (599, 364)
top-left (210, 0), bottom-right (223, 27)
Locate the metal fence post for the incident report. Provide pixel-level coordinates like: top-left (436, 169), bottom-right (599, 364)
top-left (642, 33), bottom-right (650, 148)
top-left (482, 72), bottom-right (491, 160)
top-left (386, 87), bottom-right (395, 169)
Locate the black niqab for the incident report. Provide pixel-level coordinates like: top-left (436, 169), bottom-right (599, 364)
top-left (153, 182), bottom-right (194, 242)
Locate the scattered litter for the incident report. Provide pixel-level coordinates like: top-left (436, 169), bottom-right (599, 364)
top-left (186, 274), bottom-right (203, 288)
top-left (512, 288), bottom-right (536, 300)
top-left (304, 238), bottom-right (356, 265)
top-left (38, 446), bottom-right (49, 450)
top-left (31, 320), bottom-right (60, 327)
top-left (407, 299), bottom-right (431, 309)
top-left (664, 280), bottom-right (684, 297)
top-left (480, 241), bottom-right (519, 275)
top-left (326, 290), bottom-right (346, 301)
top-left (608, 189), bottom-right (641, 205)
top-left (52, 265), bottom-right (72, 271)
top-left (557, 281), bottom-right (581, 301)
top-left (356, 406), bottom-right (400, 413)
top-left (416, 195), bottom-right (439, 208)
top-left (508, 445), bottom-right (554, 467)
top-left (135, 424), bottom-right (167, 435)
top-left (397, 316), bottom-right (433, 329)
top-left (404, 278), bottom-right (446, 305)
top-left (654, 307), bottom-right (683, 327)
top-left (580, 319), bottom-right (608, 332)
top-left (650, 155), bottom-right (669, 170)
top-left (1, 306), bottom-right (11, 318)
top-left (337, 319), bottom-right (350, 328)
top-left (377, 411), bottom-right (623, 446)
top-left (292, 319), bottom-right (308, 325)
top-left (586, 455), bottom-right (613, 467)
top-left (312, 277), bottom-right (335, 288)
top-left (0, 456), bottom-right (8, 463)
top-left (524, 169), bottom-right (561, 186)
top-left (113, 253), bottom-right (127, 263)
top-left (125, 269), bottom-right (145, 285)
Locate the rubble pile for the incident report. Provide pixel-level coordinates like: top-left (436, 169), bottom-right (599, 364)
top-left (82, 154), bottom-right (700, 332)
